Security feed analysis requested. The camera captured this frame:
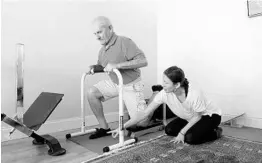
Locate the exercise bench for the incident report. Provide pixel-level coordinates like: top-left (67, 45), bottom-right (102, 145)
top-left (1, 92), bottom-right (66, 156)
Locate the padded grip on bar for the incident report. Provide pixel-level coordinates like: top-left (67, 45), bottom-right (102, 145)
top-left (152, 85), bottom-right (163, 92)
top-left (93, 65), bottom-right (104, 73)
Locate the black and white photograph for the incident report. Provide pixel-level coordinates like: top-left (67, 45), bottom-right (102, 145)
top-left (1, 0), bottom-right (262, 162)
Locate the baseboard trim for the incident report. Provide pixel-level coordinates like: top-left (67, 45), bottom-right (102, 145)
top-left (222, 114), bottom-right (262, 129)
top-left (2, 113), bottom-right (261, 142)
top-left (1, 111), bottom-right (129, 142)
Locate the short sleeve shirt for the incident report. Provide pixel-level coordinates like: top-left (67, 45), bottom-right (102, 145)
top-left (97, 33), bottom-right (146, 85)
top-left (153, 85), bottom-right (222, 121)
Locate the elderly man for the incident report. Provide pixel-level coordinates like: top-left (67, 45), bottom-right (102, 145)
top-left (87, 16), bottom-right (149, 139)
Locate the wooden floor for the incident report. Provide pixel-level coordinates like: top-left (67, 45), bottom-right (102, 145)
top-left (1, 128), bottom-right (98, 163)
top-left (1, 123), bottom-right (262, 163)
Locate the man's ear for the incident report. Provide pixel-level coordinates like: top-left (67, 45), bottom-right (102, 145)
top-left (109, 25), bottom-right (113, 32)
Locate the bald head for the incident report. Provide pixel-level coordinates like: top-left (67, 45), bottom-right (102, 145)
top-left (92, 16), bottom-right (112, 28)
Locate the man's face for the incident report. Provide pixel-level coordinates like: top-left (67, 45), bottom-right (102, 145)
top-left (93, 23), bottom-right (112, 45)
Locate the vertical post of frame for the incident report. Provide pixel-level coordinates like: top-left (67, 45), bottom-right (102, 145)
top-left (16, 43), bottom-right (25, 122)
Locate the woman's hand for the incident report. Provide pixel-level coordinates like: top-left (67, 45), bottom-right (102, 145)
top-left (108, 128), bottom-right (119, 138)
top-left (108, 128), bottom-right (132, 138)
top-left (171, 132), bottom-right (185, 144)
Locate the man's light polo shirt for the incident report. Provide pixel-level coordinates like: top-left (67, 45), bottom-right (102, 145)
top-left (97, 33), bottom-right (146, 85)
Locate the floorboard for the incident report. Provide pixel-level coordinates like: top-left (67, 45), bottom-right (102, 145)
top-left (1, 122), bottom-right (262, 163)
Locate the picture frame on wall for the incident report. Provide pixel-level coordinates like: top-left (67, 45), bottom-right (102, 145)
top-left (247, 0), bottom-right (262, 18)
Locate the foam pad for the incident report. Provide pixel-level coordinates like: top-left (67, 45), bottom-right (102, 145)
top-left (152, 85), bottom-right (163, 92)
top-left (93, 65), bottom-right (104, 73)
top-left (23, 92), bottom-right (64, 131)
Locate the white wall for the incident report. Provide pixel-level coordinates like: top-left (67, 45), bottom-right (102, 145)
top-left (1, 0), bottom-right (157, 131)
top-left (158, 0), bottom-right (262, 128)
top-left (3, 0), bottom-right (261, 142)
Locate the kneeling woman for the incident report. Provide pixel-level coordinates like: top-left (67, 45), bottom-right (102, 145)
top-left (110, 65), bottom-right (222, 145)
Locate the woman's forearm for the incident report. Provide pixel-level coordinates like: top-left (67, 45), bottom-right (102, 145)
top-left (124, 113), bottom-right (147, 129)
top-left (180, 114), bottom-right (201, 135)
top-left (123, 101), bottom-right (161, 129)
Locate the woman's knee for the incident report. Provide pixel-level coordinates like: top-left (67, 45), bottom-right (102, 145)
top-left (164, 119), bottom-right (185, 136)
top-left (165, 126), bottom-right (178, 136)
top-left (184, 133), bottom-right (194, 144)
top-left (165, 127), bottom-right (172, 135)
top-left (184, 133), bottom-right (205, 145)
